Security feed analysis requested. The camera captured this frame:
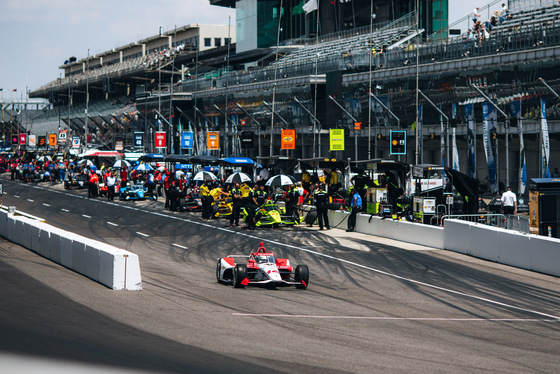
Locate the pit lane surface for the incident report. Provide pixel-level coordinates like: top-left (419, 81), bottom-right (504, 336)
top-left (1, 176), bottom-right (560, 373)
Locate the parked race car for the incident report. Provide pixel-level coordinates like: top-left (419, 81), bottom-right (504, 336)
top-left (241, 200), bottom-right (301, 228)
top-left (64, 173), bottom-right (88, 189)
top-left (119, 183), bottom-right (157, 201)
top-left (216, 242), bottom-right (309, 289)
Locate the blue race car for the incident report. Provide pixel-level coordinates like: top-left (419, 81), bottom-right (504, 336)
top-left (119, 183), bottom-right (157, 201)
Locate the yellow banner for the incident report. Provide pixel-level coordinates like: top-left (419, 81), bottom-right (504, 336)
top-left (329, 129), bottom-right (344, 151)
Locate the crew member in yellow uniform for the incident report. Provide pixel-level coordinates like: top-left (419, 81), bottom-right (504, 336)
top-left (200, 180), bottom-right (211, 220)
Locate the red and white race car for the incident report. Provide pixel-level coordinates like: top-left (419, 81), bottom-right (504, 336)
top-left (216, 242), bottom-right (309, 289)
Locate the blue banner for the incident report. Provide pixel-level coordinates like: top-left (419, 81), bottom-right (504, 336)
top-left (181, 131), bottom-right (194, 150)
top-left (510, 100), bottom-right (527, 194)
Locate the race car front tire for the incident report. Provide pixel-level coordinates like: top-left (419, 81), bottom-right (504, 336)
top-left (216, 260), bottom-right (223, 283)
top-left (295, 265), bottom-right (309, 289)
top-left (233, 264), bottom-right (248, 288)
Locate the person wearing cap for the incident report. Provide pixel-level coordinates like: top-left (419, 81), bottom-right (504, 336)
top-left (501, 186), bottom-right (517, 215)
top-left (473, 6), bottom-right (480, 23)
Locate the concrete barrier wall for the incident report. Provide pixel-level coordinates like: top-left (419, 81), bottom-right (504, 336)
top-left (328, 211), bottom-right (560, 278)
top-left (444, 219), bottom-right (560, 277)
top-left (0, 210), bottom-right (141, 290)
top-left (328, 210), bottom-right (445, 249)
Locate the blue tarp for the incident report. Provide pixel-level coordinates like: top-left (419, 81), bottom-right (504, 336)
top-left (221, 157), bottom-right (254, 165)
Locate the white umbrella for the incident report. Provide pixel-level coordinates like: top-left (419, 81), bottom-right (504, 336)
top-left (113, 160), bottom-right (131, 169)
top-left (134, 163), bottom-right (154, 171)
top-left (225, 172), bottom-right (252, 184)
top-left (77, 159), bottom-right (94, 166)
top-left (193, 171), bottom-right (217, 181)
top-left (175, 170), bottom-right (185, 179)
top-left (265, 174), bottom-right (296, 187)
top-left (37, 155), bottom-right (52, 162)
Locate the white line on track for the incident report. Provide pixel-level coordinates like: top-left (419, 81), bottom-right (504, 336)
top-left (43, 203), bottom-right (50, 207)
top-left (136, 231), bottom-right (150, 237)
top-left (27, 199), bottom-right (34, 202)
top-left (232, 313), bottom-right (559, 322)
top-left (107, 222), bottom-right (119, 227)
top-left (16, 181), bottom-right (560, 320)
top-left (13, 195), bottom-right (19, 198)
top-left (82, 214), bottom-right (91, 219)
top-left (61, 208), bottom-right (69, 212)
top-left (172, 243), bottom-right (188, 249)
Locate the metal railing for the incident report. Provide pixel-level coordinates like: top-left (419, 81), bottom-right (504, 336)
top-left (437, 213), bottom-right (530, 234)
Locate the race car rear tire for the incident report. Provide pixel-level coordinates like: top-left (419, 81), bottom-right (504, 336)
top-left (295, 265), bottom-right (309, 289)
top-left (233, 264), bottom-right (248, 288)
top-left (211, 204), bottom-right (219, 218)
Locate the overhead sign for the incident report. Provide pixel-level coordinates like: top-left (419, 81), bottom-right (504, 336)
top-left (181, 131), bottom-right (193, 149)
top-left (58, 129), bottom-right (67, 143)
top-left (72, 136), bottom-right (81, 148)
top-left (28, 135), bottom-right (37, 147)
top-left (19, 133), bottom-right (27, 145)
top-left (240, 131), bottom-right (254, 150)
top-left (11, 135), bottom-right (18, 144)
top-left (115, 137), bottom-right (124, 151)
top-left (329, 129), bottom-right (345, 151)
top-left (48, 133), bottom-right (57, 146)
top-left (155, 131), bottom-right (166, 148)
top-left (281, 129), bottom-right (296, 150)
top-left (133, 132), bottom-right (144, 147)
top-left (38, 136), bottom-right (46, 147)
top-left (207, 131), bottom-right (219, 150)
top-left (390, 130), bottom-right (406, 155)
top-left (354, 122), bottom-right (362, 130)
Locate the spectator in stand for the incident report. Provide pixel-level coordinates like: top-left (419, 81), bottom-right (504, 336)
top-left (500, 3), bottom-right (510, 23)
top-left (472, 6), bottom-right (480, 24)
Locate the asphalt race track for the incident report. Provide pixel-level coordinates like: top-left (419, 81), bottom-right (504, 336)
top-left (1, 176), bottom-right (560, 373)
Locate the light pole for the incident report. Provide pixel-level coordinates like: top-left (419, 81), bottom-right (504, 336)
top-left (414, 0), bottom-right (420, 165)
top-left (85, 48), bottom-right (89, 150)
top-left (270, 0), bottom-right (284, 157)
top-left (368, 0), bottom-right (373, 159)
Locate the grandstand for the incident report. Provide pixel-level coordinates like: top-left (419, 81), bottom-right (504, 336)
top-left (28, 0), bottom-right (560, 193)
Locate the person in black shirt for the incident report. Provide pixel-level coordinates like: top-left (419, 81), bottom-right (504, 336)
top-left (313, 183), bottom-right (330, 230)
top-left (284, 184), bottom-right (300, 221)
top-left (230, 182), bottom-right (243, 227)
top-left (253, 184), bottom-right (269, 206)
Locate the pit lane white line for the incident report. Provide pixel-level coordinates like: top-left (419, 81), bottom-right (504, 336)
top-left (136, 231), bottom-right (150, 237)
top-left (232, 313), bottom-right (559, 322)
top-left (27, 199), bottom-right (34, 202)
top-left (61, 209), bottom-right (69, 212)
top-left (107, 222), bottom-right (119, 227)
top-left (13, 195), bottom-right (19, 198)
top-left (43, 203), bottom-right (50, 207)
top-left (172, 243), bottom-right (188, 249)
top-left (13, 181), bottom-right (560, 321)
top-left (82, 214), bottom-right (91, 219)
